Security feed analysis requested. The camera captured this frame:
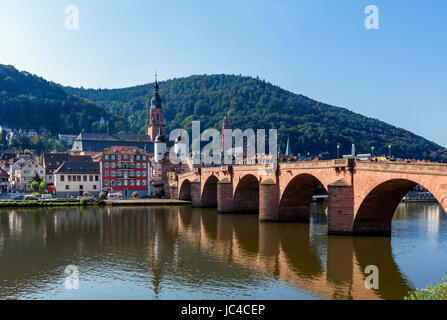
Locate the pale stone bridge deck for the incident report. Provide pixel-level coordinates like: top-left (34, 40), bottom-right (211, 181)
top-left (170, 159), bottom-right (447, 236)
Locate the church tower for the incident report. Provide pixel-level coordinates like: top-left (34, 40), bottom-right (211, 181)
top-left (147, 73), bottom-right (166, 141)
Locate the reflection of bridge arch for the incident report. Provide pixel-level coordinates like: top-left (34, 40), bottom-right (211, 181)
top-left (233, 174), bottom-right (259, 213)
top-left (179, 179), bottom-right (192, 201)
top-left (279, 174), bottom-right (326, 222)
top-left (354, 177), bottom-right (447, 235)
top-left (201, 175), bottom-right (218, 208)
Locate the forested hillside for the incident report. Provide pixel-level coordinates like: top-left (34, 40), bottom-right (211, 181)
top-left (65, 74), bottom-right (447, 161)
top-left (0, 64), bottom-right (125, 135)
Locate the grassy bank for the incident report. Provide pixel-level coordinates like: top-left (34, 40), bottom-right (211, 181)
top-left (0, 198), bottom-right (190, 208)
top-left (406, 277), bottom-right (447, 300)
top-left (0, 200), bottom-right (106, 208)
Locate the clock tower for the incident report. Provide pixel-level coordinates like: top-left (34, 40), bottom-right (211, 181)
top-left (147, 73), bottom-right (166, 141)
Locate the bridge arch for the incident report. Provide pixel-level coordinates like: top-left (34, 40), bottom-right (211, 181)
top-left (279, 173), bottom-right (327, 222)
top-left (202, 175), bottom-right (219, 208)
top-left (179, 179), bottom-right (192, 201)
top-left (353, 178), bottom-right (447, 235)
top-left (233, 174), bottom-right (259, 213)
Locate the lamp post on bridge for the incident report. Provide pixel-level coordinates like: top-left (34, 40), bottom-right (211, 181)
top-left (388, 144), bottom-right (392, 159)
top-left (371, 146), bottom-right (375, 158)
top-left (337, 143), bottom-right (340, 159)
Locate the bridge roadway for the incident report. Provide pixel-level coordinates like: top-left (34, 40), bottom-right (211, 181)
top-left (170, 159), bottom-right (447, 236)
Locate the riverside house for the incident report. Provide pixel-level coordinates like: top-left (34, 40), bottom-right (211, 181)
top-left (54, 161), bottom-right (100, 198)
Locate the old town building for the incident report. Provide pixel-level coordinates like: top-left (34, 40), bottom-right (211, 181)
top-left (42, 153), bottom-right (92, 184)
top-left (0, 168), bottom-right (9, 192)
top-left (15, 158), bottom-right (45, 192)
top-left (54, 162), bottom-right (100, 198)
top-left (100, 146), bottom-right (151, 198)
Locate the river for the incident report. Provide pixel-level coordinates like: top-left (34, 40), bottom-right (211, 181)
top-left (0, 203), bottom-right (446, 299)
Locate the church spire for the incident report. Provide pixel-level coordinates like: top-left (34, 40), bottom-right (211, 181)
top-left (151, 72), bottom-right (162, 108)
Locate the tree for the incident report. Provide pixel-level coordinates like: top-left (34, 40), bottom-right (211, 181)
top-left (30, 180), bottom-right (40, 192)
top-left (31, 172), bottom-right (42, 184)
top-left (39, 181), bottom-right (47, 193)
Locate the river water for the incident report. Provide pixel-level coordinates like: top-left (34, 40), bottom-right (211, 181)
top-left (0, 203), bottom-right (446, 300)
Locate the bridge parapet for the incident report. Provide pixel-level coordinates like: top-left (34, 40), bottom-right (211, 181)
top-left (355, 161), bottom-right (447, 176)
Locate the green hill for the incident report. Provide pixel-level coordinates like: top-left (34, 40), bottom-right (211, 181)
top-left (0, 64), bottom-right (125, 135)
top-left (65, 74), bottom-right (447, 161)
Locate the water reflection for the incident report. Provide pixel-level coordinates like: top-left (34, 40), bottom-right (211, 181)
top-left (0, 203), bottom-right (445, 300)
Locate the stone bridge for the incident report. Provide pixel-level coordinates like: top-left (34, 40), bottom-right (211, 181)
top-left (169, 159), bottom-right (447, 236)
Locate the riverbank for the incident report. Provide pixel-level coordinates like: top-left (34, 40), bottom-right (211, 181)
top-left (0, 198), bottom-right (190, 208)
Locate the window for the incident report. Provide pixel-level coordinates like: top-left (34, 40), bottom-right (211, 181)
top-left (83, 175), bottom-right (87, 181)
top-left (142, 180), bottom-right (146, 186)
top-left (104, 180), bottom-right (110, 186)
top-left (77, 176), bottom-right (81, 181)
top-left (142, 171), bottom-right (147, 177)
top-left (104, 155), bottom-right (109, 160)
top-left (136, 156), bottom-right (140, 160)
top-left (61, 175), bottom-right (65, 182)
top-left (111, 155), bottom-right (115, 160)
top-left (95, 175), bottom-right (99, 181)
top-left (136, 180), bottom-right (140, 186)
top-left (68, 175), bottom-right (72, 182)
top-left (136, 163), bottom-right (141, 168)
top-left (118, 155), bottom-right (122, 161)
top-left (65, 185), bottom-right (69, 190)
top-left (123, 155), bottom-right (128, 160)
top-left (111, 163), bottom-right (116, 168)
top-left (89, 175), bottom-right (93, 181)
top-left (105, 171), bottom-right (109, 177)
top-left (136, 171), bottom-right (141, 177)
top-left (117, 180), bottom-right (122, 186)
top-left (111, 171), bottom-right (116, 177)
top-left (142, 156), bottom-right (146, 160)
top-left (142, 163), bottom-right (147, 168)
top-left (80, 185), bottom-right (83, 190)
top-left (104, 162), bottom-right (109, 168)
top-left (93, 185), bottom-right (97, 190)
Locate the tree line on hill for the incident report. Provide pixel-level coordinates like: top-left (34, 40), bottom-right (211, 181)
top-left (65, 74), bottom-right (447, 161)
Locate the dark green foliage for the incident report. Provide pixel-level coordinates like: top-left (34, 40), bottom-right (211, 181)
top-left (0, 64), bottom-right (127, 135)
top-left (65, 74), bottom-right (447, 161)
top-left (406, 277), bottom-right (447, 300)
top-left (8, 135), bottom-right (68, 153)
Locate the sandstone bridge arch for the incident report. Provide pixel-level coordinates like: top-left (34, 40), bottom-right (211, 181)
top-left (171, 160), bottom-right (447, 236)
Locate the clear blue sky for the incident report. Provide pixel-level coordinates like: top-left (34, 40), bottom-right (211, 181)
top-left (0, 0), bottom-right (446, 146)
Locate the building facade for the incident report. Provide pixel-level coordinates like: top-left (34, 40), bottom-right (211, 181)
top-left (0, 168), bottom-right (9, 192)
top-left (15, 158), bottom-right (45, 192)
top-left (100, 146), bottom-right (151, 198)
top-left (54, 162), bottom-right (100, 198)
top-left (42, 153), bottom-right (92, 184)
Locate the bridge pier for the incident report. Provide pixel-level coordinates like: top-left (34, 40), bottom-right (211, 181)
top-left (191, 181), bottom-right (202, 207)
top-left (169, 185), bottom-right (178, 200)
top-left (259, 179), bottom-right (280, 222)
top-left (327, 180), bottom-right (355, 235)
top-left (217, 179), bottom-right (233, 212)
